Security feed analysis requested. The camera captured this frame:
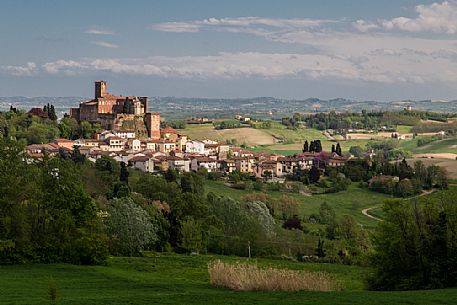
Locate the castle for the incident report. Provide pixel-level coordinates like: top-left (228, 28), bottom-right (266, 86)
top-left (70, 81), bottom-right (160, 139)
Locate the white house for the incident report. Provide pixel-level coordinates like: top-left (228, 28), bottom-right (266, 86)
top-left (186, 140), bottom-right (206, 155)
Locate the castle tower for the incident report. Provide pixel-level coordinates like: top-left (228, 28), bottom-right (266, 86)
top-left (95, 80), bottom-right (107, 99)
top-left (145, 112), bottom-right (161, 139)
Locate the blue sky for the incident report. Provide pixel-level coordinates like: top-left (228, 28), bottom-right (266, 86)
top-left (1, 0), bottom-right (456, 101)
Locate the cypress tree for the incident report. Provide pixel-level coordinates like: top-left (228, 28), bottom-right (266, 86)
top-left (336, 143), bottom-right (342, 156)
top-left (331, 144), bottom-right (335, 154)
top-left (309, 140), bottom-right (316, 153)
top-left (303, 140), bottom-right (309, 153)
top-left (119, 162), bottom-right (129, 184)
top-left (49, 104), bottom-right (57, 121)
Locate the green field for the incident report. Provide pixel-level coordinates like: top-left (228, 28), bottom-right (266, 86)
top-left (411, 137), bottom-right (457, 154)
top-left (205, 181), bottom-right (389, 228)
top-left (2, 254), bottom-right (456, 305)
top-left (396, 125), bottom-right (413, 133)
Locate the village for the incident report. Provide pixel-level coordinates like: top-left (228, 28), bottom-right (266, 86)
top-left (25, 81), bottom-right (352, 180)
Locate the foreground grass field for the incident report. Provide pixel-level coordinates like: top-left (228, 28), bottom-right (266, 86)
top-left (2, 254), bottom-right (456, 305)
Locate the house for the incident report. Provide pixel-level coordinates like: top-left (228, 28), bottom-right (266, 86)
top-left (166, 156), bottom-right (191, 172)
top-left (233, 156), bottom-right (256, 173)
top-left (186, 140), bottom-right (206, 154)
top-left (106, 136), bottom-right (126, 151)
top-left (278, 156), bottom-right (300, 175)
top-left (127, 139), bottom-right (142, 151)
top-left (52, 138), bottom-right (75, 150)
top-left (218, 159), bottom-right (237, 174)
top-left (113, 130), bottom-right (136, 139)
top-left (28, 108), bottom-right (48, 119)
top-left (129, 156), bottom-right (155, 173)
top-left (231, 148), bottom-right (254, 158)
top-left (26, 143), bottom-right (60, 158)
top-left (254, 160), bottom-right (283, 178)
top-left (155, 139), bottom-right (176, 153)
top-left (140, 139), bottom-right (156, 151)
top-left (191, 157), bottom-right (218, 172)
top-left (161, 127), bottom-right (180, 141)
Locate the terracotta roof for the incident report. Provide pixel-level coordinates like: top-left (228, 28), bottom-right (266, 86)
top-left (53, 138), bottom-right (74, 143)
top-left (195, 157), bottom-right (217, 162)
top-left (130, 156), bottom-right (152, 162)
top-left (161, 127), bottom-right (178, 134)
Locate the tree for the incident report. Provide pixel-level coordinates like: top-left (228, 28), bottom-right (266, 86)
top-left (164, 168), bottom-right (178, 183)
top-left (336, 143), bottom-right (342, 156)
top-left (309, 140), bottom-right (316, 152)
top-left (122, 98), bottom-right (130, 114)
top-left (368, 196), bottom-right (457, 290)
top-left (315, 140), bottom-right (322, 152)
top-left (349, 146), bottom-right (364, 158)
top-left (71, 146), bottom-right (85, 164)
top-left (319, 202), bottom-right (335, 224)
top-left (331, 144), bottom-right (335, 154)
top-left (179, 217), bottom-right (205, 253)
top-left (308, 166), bottom-right (320, 183)
top-left (315, 239), bottom-right (326, 258)
top-left (119, 162), bottom-right (129, 184)
top-left (303, 140), bottom-right (309, 153)
top-left (180, 172), bottom-right (204, 196)
top-left (282, 215), bottom-right (303, 231)
top-left (106, 197), bottom-right (158, 256)
top-left (48, 104), bottom-right (57, 121)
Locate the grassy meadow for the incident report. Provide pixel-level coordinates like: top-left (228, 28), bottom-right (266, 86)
top-left (205, 180), bottom-right (389, 228)
top-left (2, 254), bottom-right (457, 305)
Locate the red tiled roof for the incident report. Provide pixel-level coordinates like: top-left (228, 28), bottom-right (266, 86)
top-left (130, 156), bottom-right (152, 162)
top-left (161, 127), bottom-right (178, 134)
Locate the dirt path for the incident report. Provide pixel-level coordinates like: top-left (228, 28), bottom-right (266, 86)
top-left (361, 207), bottom-right (382, 221)
top-left (361, 189), bottom-right (436, 222)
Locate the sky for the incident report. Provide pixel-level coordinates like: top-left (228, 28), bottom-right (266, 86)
top-left (1, 0), bottom-right (457, 101)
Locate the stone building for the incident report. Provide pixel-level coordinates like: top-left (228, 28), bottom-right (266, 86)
top-left (70, 81), bottom-right (160, 139)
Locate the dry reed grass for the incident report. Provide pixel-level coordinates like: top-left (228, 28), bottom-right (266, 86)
top-left (208, 260), bottom-right (341, 292)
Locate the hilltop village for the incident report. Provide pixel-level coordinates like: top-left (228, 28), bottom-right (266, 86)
top-left (25, 81), bottom-right (352, 178)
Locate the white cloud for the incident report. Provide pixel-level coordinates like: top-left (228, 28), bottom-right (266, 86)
top-left (150, 22), bottom-right (201, 33)
top-left (42, 60), bottom-right (85, 75)
top-left (35, 47), bottom-right (457, 85)
top-left (92, 41), bottom-right (119, 48)
top-left (85, 27), bottom-right (115, 35)
top-left (355, 1), bottom-right (457, 34)
top-left (1, 62), bottom-right (37, 76)
top-left (149, 16), bottom-right (336, 34)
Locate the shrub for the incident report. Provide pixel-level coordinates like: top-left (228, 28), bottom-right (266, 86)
top-left (208, 260), bottom-right (340, 292)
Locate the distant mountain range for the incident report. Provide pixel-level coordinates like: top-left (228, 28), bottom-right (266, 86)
top-left (2, 96), bottom-right (457, 119)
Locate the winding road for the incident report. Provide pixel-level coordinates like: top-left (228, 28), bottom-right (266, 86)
top-left (361, 189), bottom-right (437, 222)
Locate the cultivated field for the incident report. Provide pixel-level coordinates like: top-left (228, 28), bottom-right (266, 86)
top-left (2, 254), bottom-right (457, 305)
top-left (180, 124), bottom-right (375, 155)
top-left (407, 156), bottom-right (457, 179)
top-left (179, 125), bottom-right (277, 145)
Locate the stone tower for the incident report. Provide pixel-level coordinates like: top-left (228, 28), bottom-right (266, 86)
top-left (95, 80), bottom-right (107, 98)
